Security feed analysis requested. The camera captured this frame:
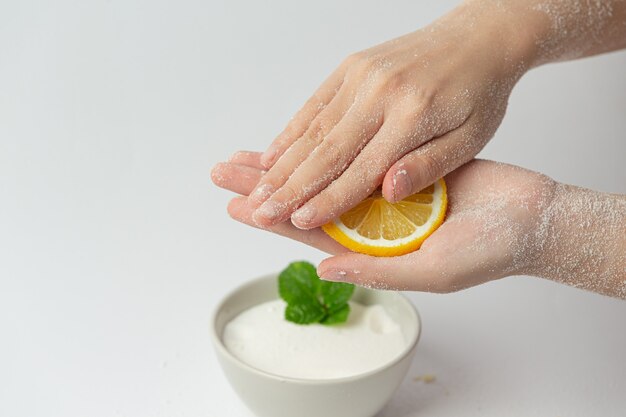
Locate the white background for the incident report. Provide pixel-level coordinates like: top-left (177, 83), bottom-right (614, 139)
top-left (1, 1), bottom-right (625, 416)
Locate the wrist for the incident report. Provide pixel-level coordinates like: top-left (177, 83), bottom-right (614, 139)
top-left (442, 1), bottom-right (543, 82)
top-left (526, 183), bottom-right (626, 298)
top-left (524, 182), bottom-right (566, 279)
top-left (459, 0), bottom-right (624, 68)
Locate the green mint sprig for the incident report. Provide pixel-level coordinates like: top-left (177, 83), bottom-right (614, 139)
top-left (278, 261), bottom-right (355, 325)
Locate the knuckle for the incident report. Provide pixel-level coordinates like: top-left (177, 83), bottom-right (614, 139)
top-left (394, 111), bottom-right (421, 133)
top-left (261, 172), bottom-right (282, 189)
top-left (300, 128), bottom-right (323, 149)
top-left (408, 89), bottom-right (439, 123)
top-left (350, 154), bottom-right (386, 185)
top-left (263, 159), bottom-right (291, 185)
top-left (416, 85), bottom-right (438, 106)
top-left (304, 93), bottom-right (326, 114)
top-left (375, 68), bottom-right (405, 93)
top-left (276, 182), bottom-right (301, 204)
top-left (350, 54), bottom-right (378, 79)
top-left (319, 140), bottom-right (345, 170)
top-left (315, 115), bottom-right (337, 139)
top-left (282, 119), bottom-right (305, 141)
top-left (411, 153), bottom-right (443, 187)
top-left (342, 51), bottom-right (367, 68)
top-left (406, 86), bottom-right (437, 116)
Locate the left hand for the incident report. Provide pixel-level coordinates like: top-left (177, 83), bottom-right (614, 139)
top-left (212, 152), bottom-right (557, 293)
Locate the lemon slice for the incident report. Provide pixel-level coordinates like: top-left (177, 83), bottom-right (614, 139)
top-left (322, 178), bottom-right (447, 257)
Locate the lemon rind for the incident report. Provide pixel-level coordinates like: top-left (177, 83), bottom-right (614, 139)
top-left (321, 178), bottom-right (448, 257)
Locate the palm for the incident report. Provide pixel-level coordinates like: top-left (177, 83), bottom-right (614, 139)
top-left (212, 153), bottom-right (554, 291)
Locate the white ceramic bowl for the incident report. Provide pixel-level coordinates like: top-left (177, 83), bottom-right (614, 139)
top-left (211, 274), bottom-right (421, 417)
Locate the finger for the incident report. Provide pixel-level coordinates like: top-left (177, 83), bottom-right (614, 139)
top-left (213, 160), bottom-right (351, 255)
top-left (211, 162), bottom-right (263, 196)
top-left (227, 196), bottom-right (349, 255)
top-left (228, 151), bottom-right (265, 170)
top-left (249, 85), bottom-right (354, 207)
top-left (253, 107), bottom-right (384, 227)
top-left (316, 251), bottom-right (444, 292)
top-left (261, 67), bottom-right (347, 168)
top-left (382, 121), bottom-right (480, 202)
top-left (317, 246), bottom-right (465, 293)
top-left (289, 118), bottom-right (430, 229)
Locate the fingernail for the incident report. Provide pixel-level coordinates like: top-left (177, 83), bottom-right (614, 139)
top-left (261, 148), bottom-right (278, 167)
top-left (255, 200), bottom-right (281, 222)
top-left (319, 270), bottom-right (348, 282)
top-left (392, 169), bottom-right (411, 202)
top-left (292, 204), bottom-right (317, 227)
top-left (250, 184), bottom-right (274, 205)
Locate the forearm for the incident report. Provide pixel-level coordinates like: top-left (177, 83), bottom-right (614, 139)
top-left (529, 183), bottom-right (626, 299)
top-left (457, 0), bottom-right (626, 68)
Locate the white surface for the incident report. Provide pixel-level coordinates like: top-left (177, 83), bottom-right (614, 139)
top-left (0, 1), bottom-right (625, 416)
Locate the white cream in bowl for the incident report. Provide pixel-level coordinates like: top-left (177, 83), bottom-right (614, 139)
top-left (223, 299), bottom-right (407, 379)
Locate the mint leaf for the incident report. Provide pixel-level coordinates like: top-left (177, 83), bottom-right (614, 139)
top-left (278, 261), bottom-right (355, 326)
top-left (320, 280), bottom-right (355, 312)
top-left (278, 261), bottom-right (319, 304)
top-left (321, 304), bottom-right (350, 325)
top-left (285, 302), bottom-right (326, 325)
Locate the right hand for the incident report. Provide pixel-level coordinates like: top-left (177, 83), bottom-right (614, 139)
top-left (248, 2), bottom-right (535, 231)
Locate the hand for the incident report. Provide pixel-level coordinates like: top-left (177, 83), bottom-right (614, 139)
top-left (212, 152), bottom-right (557, 293)
top-left (211, 151), bottom-right (350, 257)
top-left (247, 2), bottom-right (534, 232)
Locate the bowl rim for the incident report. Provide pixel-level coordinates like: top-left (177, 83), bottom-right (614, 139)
top-left (210, 273), bottom-right (422, 385)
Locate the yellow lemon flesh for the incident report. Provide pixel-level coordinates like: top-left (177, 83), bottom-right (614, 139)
top-left (322, 178), bottom-right (447, 257)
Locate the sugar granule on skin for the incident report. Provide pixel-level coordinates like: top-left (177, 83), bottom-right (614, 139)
top-left (237, 1), bottom-right (626, 295)
top-left (337, 161), bottom-right (625, 298)
top-left (530, 184), bottom-right (626, 299)
top-left (251, 183), bottom-right (273, 201)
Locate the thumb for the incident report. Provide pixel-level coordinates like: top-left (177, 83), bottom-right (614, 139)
top-left (382, 122), bottom-right (479, 203)
top-left (317, 251), bottom-right (450, 292)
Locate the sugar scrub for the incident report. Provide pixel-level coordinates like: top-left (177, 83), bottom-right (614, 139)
top-left (223, 300), bottom-right (407, 379)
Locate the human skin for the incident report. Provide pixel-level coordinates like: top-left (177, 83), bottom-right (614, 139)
top-left (244, 0), bottom-right (626, 232)
top-left (212, 152), bottom-right (626, 299)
